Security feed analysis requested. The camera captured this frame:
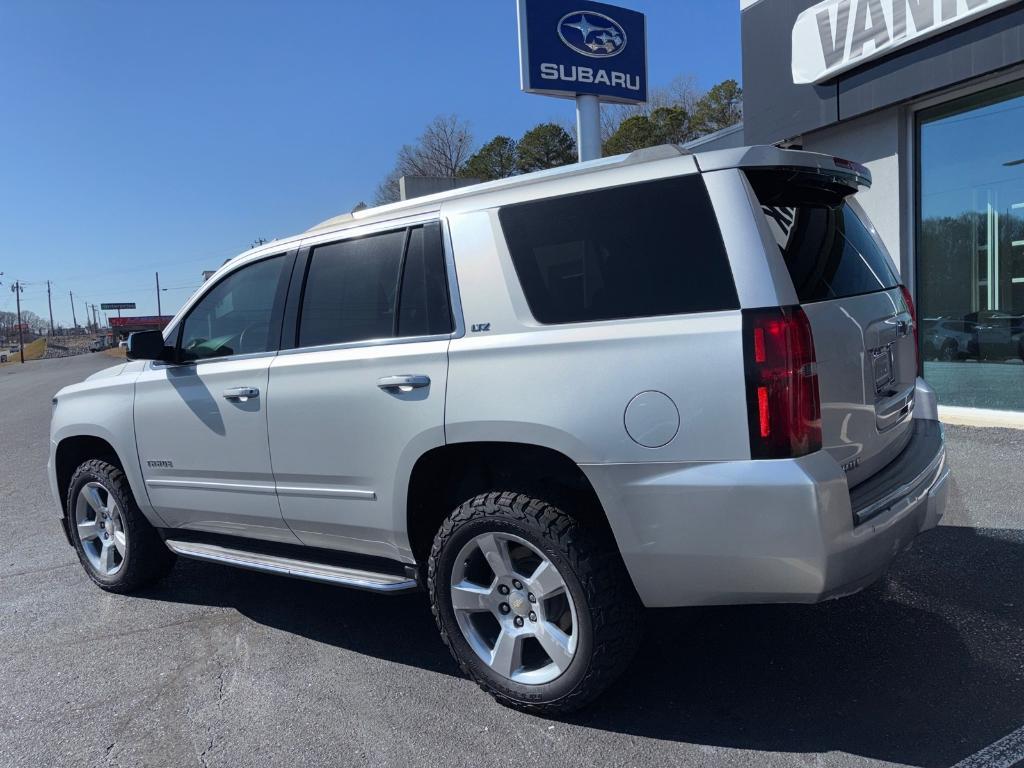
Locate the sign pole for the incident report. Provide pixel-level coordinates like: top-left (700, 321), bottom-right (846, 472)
top-left (576, 94), bottom-right (602, 162)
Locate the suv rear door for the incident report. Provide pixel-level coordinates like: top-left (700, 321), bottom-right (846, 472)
top-left (266, 220), bottom-right (454, 560)
top-left (746, 168), bottom-right (916, 487)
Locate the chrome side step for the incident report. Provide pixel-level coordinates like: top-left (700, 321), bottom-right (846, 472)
top-left (164, 539), bottom-right (418, 593)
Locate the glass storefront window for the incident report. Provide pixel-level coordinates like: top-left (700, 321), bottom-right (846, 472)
top-left (918, 81), bottom-right (1024, 412)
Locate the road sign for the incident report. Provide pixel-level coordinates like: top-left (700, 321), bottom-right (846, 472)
top-left (101, 302), bottom-right (136, 310)
top-left (110, 316), bottom-right (172, 328)
top-left (517, 0), bottom-right (647, 105)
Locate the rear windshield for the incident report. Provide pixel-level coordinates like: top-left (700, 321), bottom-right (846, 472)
top-left (746, 170), bottom-right (898, 303)
top-left (498, 176), bottom-right (738, 325)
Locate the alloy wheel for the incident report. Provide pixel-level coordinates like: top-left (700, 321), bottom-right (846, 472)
top-left (449, 531), bottom-right (578, 685)
top-left (74, 481), bottom-right (126, 576)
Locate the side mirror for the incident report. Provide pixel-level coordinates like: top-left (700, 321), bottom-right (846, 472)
top-left (126, 330), bottom-right (171, 361)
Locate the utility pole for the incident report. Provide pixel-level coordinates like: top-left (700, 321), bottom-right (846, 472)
top-left (156, 272), bottom-right (162, 316)
top-left (91, 304), bottom-right (99, 330)
top-left (83, 301), bottom-right (90, 331)
top-left (46, 280), bottom-right (54, 335)
top-left (70, 291), bottom-right (77, 328)
top-left (11, 281), bottom-right (25, 364)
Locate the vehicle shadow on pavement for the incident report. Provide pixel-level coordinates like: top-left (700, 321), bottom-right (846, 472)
top-left (141, 523), bottom-right (1022, 768)
top-left (572, 524), bottom-right (1024, 768)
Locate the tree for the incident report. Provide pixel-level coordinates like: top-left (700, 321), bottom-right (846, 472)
top-left (374, 114), bottom-right (474, 205)
top-left (602, 75), bottom-right (701, 142)
top-left (603, 106), bottom-right (689, 156)
top-left (374, 167), bottom-right (403, 206)
top-left (461, 135), bottom-right (518, 181)
top-left (395, 114), bottom-right (474, 179)
top-left (516, 123), bottom-right (576, 173)
top-left (351, 201), bottom-right (369, 212)
top-left (0, 309), bottom-right (47, 336)
top-left (691, 79), bottom-right (743, 136)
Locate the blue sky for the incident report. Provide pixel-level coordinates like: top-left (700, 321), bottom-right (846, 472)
top-left (0, 1), bottom-right (740, 326)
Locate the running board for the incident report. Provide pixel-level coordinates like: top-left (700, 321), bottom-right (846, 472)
top-left (164, 539), bottom-right (419, 593)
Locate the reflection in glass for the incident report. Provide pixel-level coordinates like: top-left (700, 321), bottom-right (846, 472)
top-left (918, 81), bottom-right (1024, 411)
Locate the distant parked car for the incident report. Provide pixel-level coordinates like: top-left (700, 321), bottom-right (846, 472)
top-left (0, 353), bottom-right (7, 363)
top-left (968, 312), bottom-right (1024, 362)
top-left (922, 317), bottom-right (975, 361)
top-left (88, 339), bottom-right (106, 353)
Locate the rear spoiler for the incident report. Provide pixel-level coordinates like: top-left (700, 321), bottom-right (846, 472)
top-left (693, 146), bottom-right (871, 191)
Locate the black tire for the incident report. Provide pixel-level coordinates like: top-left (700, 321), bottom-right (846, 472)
top-left (939, 340), bottom-right (957, 361)
top-left (66, 459), bottom-right (175, 593)
top-left (428, 491), bottom-right (642, 715)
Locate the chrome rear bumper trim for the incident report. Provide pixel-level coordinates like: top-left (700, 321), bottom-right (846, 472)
top-left (164, 539), bottom-right (418, 593)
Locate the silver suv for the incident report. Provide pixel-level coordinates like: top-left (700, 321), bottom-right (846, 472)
top-left (48, 145), bottom-right (949, 713)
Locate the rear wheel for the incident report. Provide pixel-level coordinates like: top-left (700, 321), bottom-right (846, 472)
top-left (940, 340), bottom-right (958, 361)
top-left (428, 491), bottom-right (642, 714)
top-left (67, 459), bottom-right (175, 592)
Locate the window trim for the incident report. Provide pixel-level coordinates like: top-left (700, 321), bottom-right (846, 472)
top-left (163, 250), bottom-right (296, 367)
top-left (279, 217), bottom-right (459, 355)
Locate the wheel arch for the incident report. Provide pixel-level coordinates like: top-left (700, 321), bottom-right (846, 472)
top-left (54, 435), bottom-right (125, 516)
top-left (405, 441), bottom-right (614, 567)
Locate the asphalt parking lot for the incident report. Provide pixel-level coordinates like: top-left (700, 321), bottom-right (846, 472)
top-left (1, 354), bottom-right (1022, 768)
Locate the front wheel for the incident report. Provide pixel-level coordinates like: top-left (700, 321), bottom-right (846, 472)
top-left (428, 492), bottom-right (642, 714)
top-left (67, 459), bottom-right (175, 593)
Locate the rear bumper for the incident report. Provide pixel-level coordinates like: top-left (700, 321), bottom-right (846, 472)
top-left (581, 418), bottom-right (948, 608)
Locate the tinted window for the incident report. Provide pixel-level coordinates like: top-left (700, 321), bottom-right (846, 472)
top-left (179, 255), bottom-right (286, 361)
top-left (398, 225), bottom-right (453, 337)
top-left (748, 171), bottom-right (899, 303)
top-left (299, 231), bottom-right (405, 347)
top-left (499, 176), bottom-right (738, 324)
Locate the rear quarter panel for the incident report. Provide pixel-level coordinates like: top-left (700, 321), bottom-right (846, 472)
top-left (443, 206), bottom-right (751, 464)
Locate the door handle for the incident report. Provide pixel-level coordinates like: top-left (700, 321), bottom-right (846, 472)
top-left (377, 375), bottom-right (431, 392)
top-left (223, 387), bottom-right (260, 401)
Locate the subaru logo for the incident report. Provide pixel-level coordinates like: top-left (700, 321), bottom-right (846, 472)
top-left (558, 12), bottom-right (627, 58)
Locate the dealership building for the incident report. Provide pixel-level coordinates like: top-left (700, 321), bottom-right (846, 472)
top-left (698, 0), bottom-right (1024, 420)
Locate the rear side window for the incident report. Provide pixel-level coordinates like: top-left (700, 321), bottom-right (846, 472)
top-left (299, 231), bottom-right (406, 347)
top-left (747, 170), bottom-right (898, 303)
top-left (297, 224), bottom-right (453, 348)
top-left (498, 176), bottom-right (738, 324)
top-left (398, 225), bottom-right (454, 337)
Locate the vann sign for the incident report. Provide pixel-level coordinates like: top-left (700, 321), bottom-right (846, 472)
top-left (792, 0), bottom-right (1017, 84)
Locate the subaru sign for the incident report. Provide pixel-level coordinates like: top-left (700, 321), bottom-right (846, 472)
top-left (517, 0), bottom-right (648, 105)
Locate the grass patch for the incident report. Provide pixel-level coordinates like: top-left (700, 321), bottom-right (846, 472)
top-left (0, 337), bottom-right (46, 366)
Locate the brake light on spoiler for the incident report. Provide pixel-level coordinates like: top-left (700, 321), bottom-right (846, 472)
top-left (743, 306), bottom-right (822, 459)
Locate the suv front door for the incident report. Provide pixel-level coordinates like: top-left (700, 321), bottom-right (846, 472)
top-left (134, 252), bottom-right (300, 542)
top-left (266, 222), bottom-right (454, 560)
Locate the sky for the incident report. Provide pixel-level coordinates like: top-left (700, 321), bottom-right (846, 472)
top-left (0, 0), bottom-right (741, 327)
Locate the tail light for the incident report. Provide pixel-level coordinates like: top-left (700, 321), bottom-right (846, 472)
top-left (900, 284), bottom-right (920, 372)
top-left (742, 306), bottom-right (822, 459)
